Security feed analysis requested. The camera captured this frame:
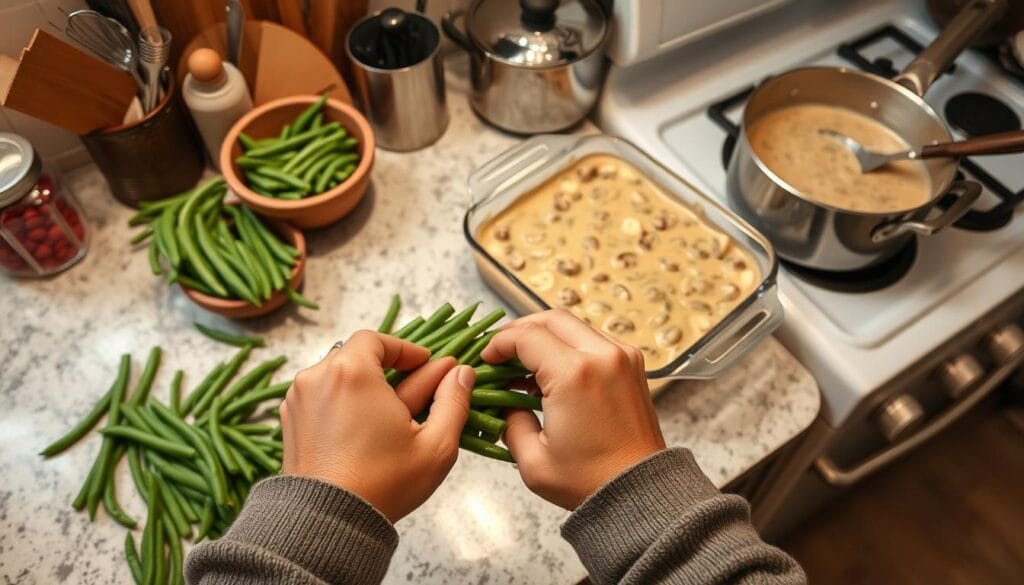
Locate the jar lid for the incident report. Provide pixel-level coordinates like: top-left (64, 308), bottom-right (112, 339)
top-left (0, 133), bottom-right (40, 207)
top-left (466, 0), bottom-right (608, 67)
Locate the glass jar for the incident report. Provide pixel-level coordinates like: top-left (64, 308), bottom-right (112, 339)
top-left (0, 133), bottom-right (88, 277)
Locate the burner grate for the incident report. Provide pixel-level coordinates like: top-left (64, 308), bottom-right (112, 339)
top-left (708, 24), bottom-right (1023, 234)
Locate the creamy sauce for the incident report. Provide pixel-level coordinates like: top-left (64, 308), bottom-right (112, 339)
top-left (477, 154), bottom-right (760, 370)
top-left (748, 104), bottom-right (932, 213)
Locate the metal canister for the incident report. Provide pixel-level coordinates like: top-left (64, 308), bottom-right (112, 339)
top-left (347, 7), bottom-right (449, 152)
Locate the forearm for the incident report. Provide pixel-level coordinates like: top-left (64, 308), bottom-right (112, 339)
top-left (185, 475), bottom-right (398, 585)
top-left (562, 448), bottom-right (806, 585)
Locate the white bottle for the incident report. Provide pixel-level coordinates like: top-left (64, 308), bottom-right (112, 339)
top-left (183, 48), bottom-right (253, 170)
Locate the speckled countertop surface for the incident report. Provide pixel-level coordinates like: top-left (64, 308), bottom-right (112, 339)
top-left (0, 87), bottom-right (819, 584)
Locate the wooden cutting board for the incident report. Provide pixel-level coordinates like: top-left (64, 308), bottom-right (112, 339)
top-left (1, 30), bottom-right (137, 134)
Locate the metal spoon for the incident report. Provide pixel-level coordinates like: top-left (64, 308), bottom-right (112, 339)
top-left (821, 128), bottom-right (1024, 173)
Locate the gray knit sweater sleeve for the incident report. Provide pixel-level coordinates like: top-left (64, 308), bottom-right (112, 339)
top-left (185, 475), bottom-right (397, 585)
top-left (561, 448), bottom-right (806, 584)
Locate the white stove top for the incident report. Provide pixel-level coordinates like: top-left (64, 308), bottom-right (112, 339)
top-left (597, 0), bottom-right (1024, 423)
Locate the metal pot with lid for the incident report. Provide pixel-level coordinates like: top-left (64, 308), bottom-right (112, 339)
top-left (443, 0), bottom-right (609, 134)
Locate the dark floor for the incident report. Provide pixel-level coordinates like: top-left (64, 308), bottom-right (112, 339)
top-left (779, 405), bottom-right (1024, 585)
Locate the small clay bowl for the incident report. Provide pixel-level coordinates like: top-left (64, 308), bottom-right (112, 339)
top-left (221, 95), bottom-right (375, 229)
top-left (180, 212), bottom-right (307, 319)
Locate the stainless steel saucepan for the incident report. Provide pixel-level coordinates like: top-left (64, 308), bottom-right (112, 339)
top-left (727, 0), bottom-right (1007, 272)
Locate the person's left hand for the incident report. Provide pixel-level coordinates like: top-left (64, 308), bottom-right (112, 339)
top-left (281, 331), bottom-right (476, 523)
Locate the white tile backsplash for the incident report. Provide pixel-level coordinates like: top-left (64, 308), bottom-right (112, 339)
top-left (0, 0), bottom-right (89, 170)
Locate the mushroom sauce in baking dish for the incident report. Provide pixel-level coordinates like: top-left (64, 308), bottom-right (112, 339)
top-left (477, 154), bottom-right (760, 369)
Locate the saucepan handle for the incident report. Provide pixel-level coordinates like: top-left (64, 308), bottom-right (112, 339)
top-left (442, 10), bottom-right (473, 52)
top-left (893, 0), bottom-right (1007, 96)
top-left (871, 181), bottom-right (982, 243)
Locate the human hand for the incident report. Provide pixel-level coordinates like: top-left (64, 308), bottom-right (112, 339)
top-left (281, 331), bottom-right (476, 523)
top-left (481, 310), bottom-right (666, 510)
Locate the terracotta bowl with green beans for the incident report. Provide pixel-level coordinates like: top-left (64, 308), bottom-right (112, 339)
top-left (221, 95), bottom-right (375, 229)
top-left (181, 208), bottom-right (306, 319)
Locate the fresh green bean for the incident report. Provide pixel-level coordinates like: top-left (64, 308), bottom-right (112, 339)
top-left (311, 113), bottom-right (323, 130)
top-left (166, 517), bottom-right (184, 585)
top-left (228, 207), bottom-right (285, 291)
top-left (291, 94), bottom-right (328, 135)
top-left (314, 153), bottom-right (351, 193)
top-left (236, 155), bottom-right (283, 170)
top-left (167, 481), bottom-right (201, 524)
top-left (415, 302), bottom-right (480, 348)
top-left (246, 170), bottom-right (288, 192)
top-left (477, 430), bottom-right (500, 444)
top-left (102, 446), bottom-right (136, 528)
top-left (235, 240), bottom-right (272, 300)
top-left (141, 475), bottom-right (161, 584)
top-left (465, 409), bottom-right (507, 437)
top-left (154, 402), bottom-right (231, 507)
top-left (137, 191), bottom-right (192, 213)
top-left (154, 516), bottom-right (167, 585)
top-left (280, 129), bottom-right (346, 174)
top-left (194, 214), bottom-right (258, 304)
top-left (40, 381), bottom-right (114, 457)
top-left (195, 499), bottom-right (215, 543)
top-left (377, 295), bottom-right (402, 333)
top-left (407, 304), bottom-right (456, 343)
top-left (238, 132), bottom-right (259, 151)
top-left (334, 163), bottom-right (358, 183)
top-left (219, 357), bottom-right (287, 405)
top-left (473, 363), bottom-right (530, 385)
top-left (194, 322), bottom-right (265, 348)
top-left (458, 330), bottom-right (498, 366)
top-left (154, 472), bottom-right (190, 538)
top-left (180, 362), bottom-right (226, 417)
top-left (470, 388), bottom-right (542, 411)
top-left (222, 427), bottom-right (280, 473)
top-left (125, 532), bottom-right (144, 585)
top-left (392, 316), bottom-right (425, 339)
top-left (284, 286), bottom-right (319, 309)
top-left (239, 206), bottom-right (298, 265)
top-left (100, 426), bottom-right (197, 459)
top-left (170, 370), bottom-right (183, 414)
top-left (275, 190), bottom-right (303, 200)
top-left (131, 225), bottom-right (154, 244)
top-left (191, 345), bottom-right (252, 418)
top-left (208, 398), bottom-right (240, 475)
top-left (174, 274), bottom-right (218, 296)
top-left (290, 138), bottom-right (345, 177)
top-left (226, 438), bottom-right (256, 483)
top-left (72, 461), bottom-right (97, 510)
top-left (157, 207), bottom-right (181, 268)
top-left (459, 432), bottom-right (514, 463)
top-left (279, 123), bottom-right (291, 140)
top-left (147, 240), bottom-right (163, 274)
top-left (85, 354), bottom-right (131, 517)
top-left (175, 179), bottom-right (229, 297)
top-left (232, 423), bottom-right (275, 435)
top-left (146, 452), bottom-right (207, 493)
top-left (244, 122), bottom-right (340, 158)
top-left (301, 149), bottom-right (341, 185)
top-left (129, 346), bottom-right (162, 406)
top-left (127, 445), bottom-right (149, 503)
top-left (253, 166), bottom-right (309, 192)
top-left (218, 382), bottom-right (290, 421)
top-left (433, 309), bottom-right (506, 357)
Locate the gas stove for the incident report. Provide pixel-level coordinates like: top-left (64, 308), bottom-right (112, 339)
top-left (597, 0), bottom-right (1024, 429)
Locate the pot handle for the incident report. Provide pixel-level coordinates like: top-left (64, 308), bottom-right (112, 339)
top-left (442, 10), bottom-right (473, 52)
top-left (871, 181), bottom-right (982, 243)
top-left (893, 0), bottom-right (1007, 96)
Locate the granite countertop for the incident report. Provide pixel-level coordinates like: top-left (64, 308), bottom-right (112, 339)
top-left (0, 90), bottom-right (819, 583)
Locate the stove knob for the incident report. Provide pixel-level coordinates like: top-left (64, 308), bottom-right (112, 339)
top-left (873, 395), bottom-right (925, 443)
top-left (985, 323), bottom-right (1024, 364)
top-left (936, 353), bottom-right (985, 400)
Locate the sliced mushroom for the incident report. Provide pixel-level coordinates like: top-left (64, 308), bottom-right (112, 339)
top-left (656, 326), bottom-right (682, 347)
top-left (638, 230), bottom-right (657, 251)
top-left (494, 225), bottom-right (511, 241)
top-left (659, 258), bottom-right (680, 272)
top-left (650, 209), bottom-right (678, 231)
top-left (560, 178), bottom-right (580, 194)
top-left (719, 283), bottom-right (741, 302)
top-left (576, 165), bottom-right (598, 182)
top-left (592, 210), bottom-right (611, 225)
top-left (669, 236), bottom-right (689, 249)
top-left (587, 186), bottom-right (607, 201)
top-left (545, 211), bottom-right (562, 223)
top-left (528, 271), bottom-right (555, 292)
top-left (556, 257), bottom-right (581, 276)
top-left (598, 163), bottom-right (619, 179)
top-left (612, 284), bottom-right (632, 301)
top-left (630, 190), bottom-right (652, 213)
top-left (529, 246), bottom-right (554, 259)
top-left (687, 300), bottom-right (713, 314)
top-left (604, 316), bottom-right (636, 335)
top-left (591, 272), bottom-right (610, 283)
top-left (582, 236), bottom-right (600, 251)
top-left (620, 217), bottom-right (642, 236)
top-left (586, 301), bottom-right (611, 315)
top-left (558, 287), bottom-right (581, 306)
top-left (682, 277), bottom-right (711, 296)
top-left (648, 312), bottom-right (670, 327)
top-left (613, 252), bottom-right (639, 269)
top-left (506, 252), bottom-right (526, 271)
top-left (710, 231), bottom-right (731, 258)
top-left (689, 238), bottom-right (713, 260)
top-left (644, 286), bottom-right (665, 302)
top-left (691, 313), bottom-right (712, 333)
top-left (523, 230), bottom-right (546, 245)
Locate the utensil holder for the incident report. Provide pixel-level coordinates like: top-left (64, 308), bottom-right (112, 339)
top-left (82, 73), bottom-right (205, 207)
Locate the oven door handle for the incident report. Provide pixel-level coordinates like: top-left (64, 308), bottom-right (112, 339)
top-left (814, 348), bottom-right (1024, 487)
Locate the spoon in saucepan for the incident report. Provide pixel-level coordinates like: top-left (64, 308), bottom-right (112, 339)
top-left (819, 128), bottom-right (1024, 173)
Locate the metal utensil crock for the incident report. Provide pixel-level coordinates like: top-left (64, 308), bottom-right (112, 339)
top-left (727, 0), bottom-right (1004, 271)
top-left (443, 0), bottom-right (609, 135)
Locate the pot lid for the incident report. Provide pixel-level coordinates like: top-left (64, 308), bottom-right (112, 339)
top-left (0, 133), bottom-right (39, 207)
top-left (466, 0), bottom-right (608, 67)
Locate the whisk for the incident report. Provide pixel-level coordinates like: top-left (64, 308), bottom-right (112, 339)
top-left (138, 25), bottom-right (172, 112)
top-left (65, 9), bottom-right (147, 103)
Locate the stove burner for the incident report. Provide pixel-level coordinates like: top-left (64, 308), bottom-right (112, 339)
top-left (945, 92), bottom-right (1022, 137)
top-left (783, 240), bottom-right (917, 293)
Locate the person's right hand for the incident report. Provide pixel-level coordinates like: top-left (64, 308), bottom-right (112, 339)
top-left (480, 310), bottom-right (666, 510)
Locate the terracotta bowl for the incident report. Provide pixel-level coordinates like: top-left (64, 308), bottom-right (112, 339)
top-left (221, 95), bottom-right (375, 229)
top-left (180, 213), bottom-right (307, 319)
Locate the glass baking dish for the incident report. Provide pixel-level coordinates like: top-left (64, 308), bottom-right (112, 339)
top-left (463, 134), bottom-right (783, 382)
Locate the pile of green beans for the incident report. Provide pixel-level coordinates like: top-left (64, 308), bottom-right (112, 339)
top-left (234, 95), bottom-right (361, 200)
top-left (378, 296), bottom-right (542, 463)
top-left (128, 177), bottom-right (318, 311)
top-left (41, 332), bottom-right (289, 584)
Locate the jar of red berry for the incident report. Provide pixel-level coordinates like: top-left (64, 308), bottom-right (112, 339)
top-left (0, 133), bottom-right (88, 277)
